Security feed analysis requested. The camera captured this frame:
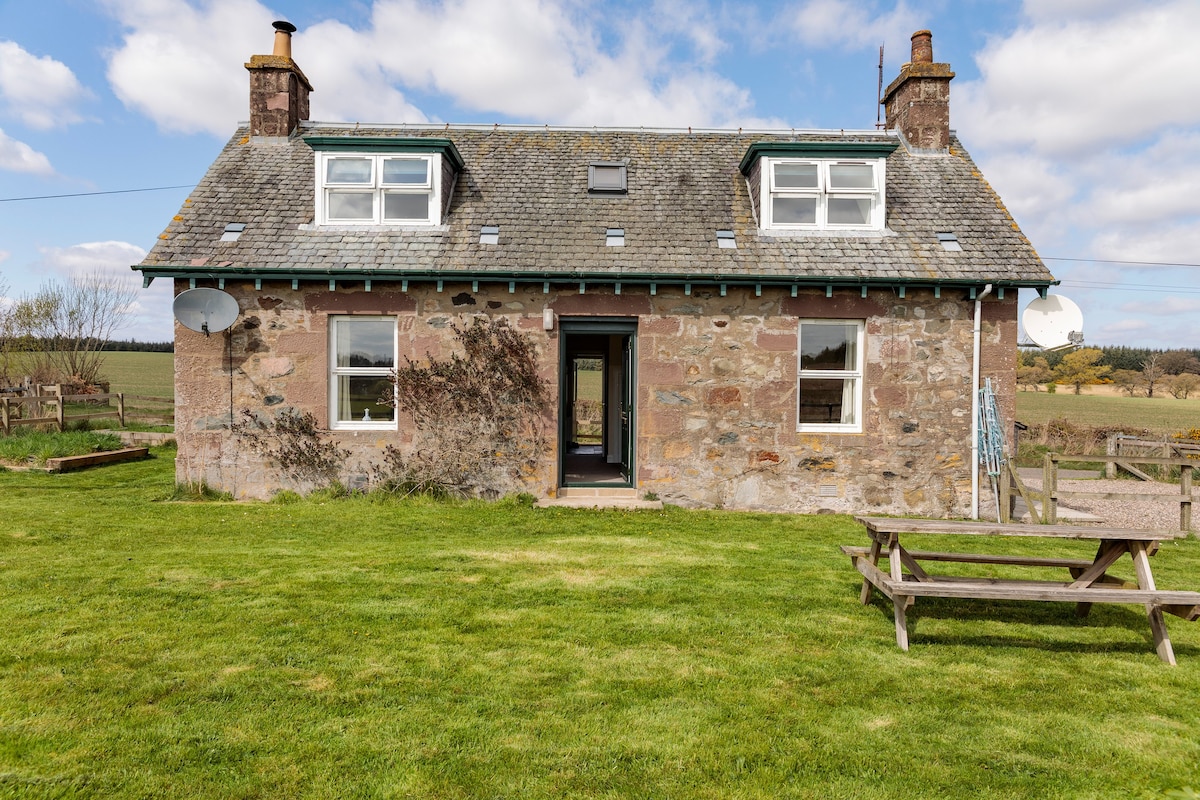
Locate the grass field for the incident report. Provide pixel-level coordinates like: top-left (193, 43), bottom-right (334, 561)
top-left (3, 453), bottom-right (1200, 798)
top-left (1016, 390), bottom-right (1200, 436)
top-left (2, 351), bottom-right (173, 398)
top-left (95, 351), bottom-right (174, 398)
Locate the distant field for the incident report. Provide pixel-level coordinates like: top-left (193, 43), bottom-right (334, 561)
top-left (3, 351), bottom-right (173, 398)
top-left (1016, 390), bottom-right (1200, 435)
top-left (97, 351), bottom-right (174, 398)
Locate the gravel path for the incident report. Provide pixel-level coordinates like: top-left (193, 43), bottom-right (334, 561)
top-left (1018, 473), bottom-right (1192, 532)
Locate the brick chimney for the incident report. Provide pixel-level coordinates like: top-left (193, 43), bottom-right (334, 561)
top-left (882, 30), bottom-right (955, 152)
top-left (245, 21), bottom-right (313, 138)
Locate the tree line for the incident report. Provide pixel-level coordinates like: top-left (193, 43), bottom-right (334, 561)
top-left (1019, 346), bottom-right (1200, 398)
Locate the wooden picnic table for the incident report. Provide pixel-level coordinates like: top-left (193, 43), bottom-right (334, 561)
top-left (844, 516), bottom-right (1200, 664)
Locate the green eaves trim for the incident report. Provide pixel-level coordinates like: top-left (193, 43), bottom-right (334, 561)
top-left (304, 136), bottom-right (465, 171)
top-left (136, 266), bottom-right (1056, 293)
top-left (738, 141), bottom-right (900, 174)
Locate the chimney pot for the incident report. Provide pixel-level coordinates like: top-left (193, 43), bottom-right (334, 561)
top-left (272, 20), bottom-right (296, 59)
top-left (911, 29), bottom-right (933, 64)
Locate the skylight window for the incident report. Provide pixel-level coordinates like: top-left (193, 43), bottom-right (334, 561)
top-left (480, 225), bottom-right (500, 245)
top-left (716, 229), bottom-right (736, 249)
top-left (606, 228), bottom-right (625, 247)
top-left (937, 232), bottom-right (962, 251)
top-left (220, 223), bottom-right (246, 242)
top-left (589, 162), bottom-right (628, 194)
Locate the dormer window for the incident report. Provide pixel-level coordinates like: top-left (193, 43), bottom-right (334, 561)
top-left (739, 141), bottom-right (897, 233)
top-left (306, 136), bottom-right (464, 227)
top-left (319, 154), bottom-right (438, 225)
top-left (765, 159), bottom-right (882, 229)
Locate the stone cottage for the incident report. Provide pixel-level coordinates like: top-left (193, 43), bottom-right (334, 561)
top-left (137, 23), bottom-right (1056, 515)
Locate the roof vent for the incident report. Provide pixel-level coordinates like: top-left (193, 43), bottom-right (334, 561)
top-left (220, 223), bottom-right (246, 242)
top-left (937, 232), bottom-right (962, 251)
top-left (606, 228), bottom-right (625, 247)
top-left (480, 225), bottom-right (499, 245)
top-left (716, 229), bottom-right (736, 249)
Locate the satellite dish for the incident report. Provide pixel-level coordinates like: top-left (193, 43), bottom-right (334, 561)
top-left (173, 288), bottom-right (239, 336)
top-left (1022, 294), bottom-right (1084, 351)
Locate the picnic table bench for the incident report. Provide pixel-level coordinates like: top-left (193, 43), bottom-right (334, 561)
top-left (845, 516), bottom-right (1200, 664)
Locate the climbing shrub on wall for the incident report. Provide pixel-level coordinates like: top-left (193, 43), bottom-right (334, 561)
top-left (377, 316), bottom-right (550, 498)
top-left (236, 408), bottom-right (352, 492)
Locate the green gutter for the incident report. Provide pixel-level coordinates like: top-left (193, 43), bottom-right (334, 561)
top-left (304, 136), bottom-right (465, 172)
top-left (738, 141), bottom-right (900, 175)
top-left (135, 265), bottom-right (1056, 295)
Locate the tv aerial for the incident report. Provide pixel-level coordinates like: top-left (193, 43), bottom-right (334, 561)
top-left (1021, 294), bottom-right (1084, 351)
top-left (173, 288), bottom-right (240, 336)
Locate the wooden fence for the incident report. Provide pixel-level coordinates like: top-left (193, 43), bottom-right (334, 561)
top-left (1106, 435), bottom-right (1200, 480)
top-left (1001, 453), bottom-right (1195, 533)
top-left (0, 392), bottom-right (174, 434)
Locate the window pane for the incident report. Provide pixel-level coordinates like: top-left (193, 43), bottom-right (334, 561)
top-left (383, 191), bottom-right (431, 221)
top-left (828, 163), bottom-right (875, 189)
top-left (336, 375), bottom-right (396, 423)
top-left (382, 158), bottom-right (429, 185)
top-left (326, 158), bottom-right (373, 184)
top-left (773, 196), bottom-right (817, 225)
top-left (828, 196), bottom-right (872, 225)
top-left (327, 192), bottom-right (374, 220)
top-left (336, 319), bottom-right (395, 368)
top-left (592, 165), bottom-right (624, 190)
top-left (774, 162), bottom-right (818, 188)
top-left (800, 324), bottom-right (857, 370)
top-left (798, 378), bottom-right (855, 425)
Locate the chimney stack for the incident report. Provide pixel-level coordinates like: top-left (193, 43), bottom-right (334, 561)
top-left (882, 29), bottom-right (954, 152)
top-left (245, 21), bottom-right (313, 138)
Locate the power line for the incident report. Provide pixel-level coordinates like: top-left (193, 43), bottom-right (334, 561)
top-left (1043, 256), bottom-right (1200, 268)
top-left (0, 185), bottom-right (194, 202)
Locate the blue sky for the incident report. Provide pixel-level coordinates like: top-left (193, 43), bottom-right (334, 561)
top-left (2, 0), bottom-right (1199, 348)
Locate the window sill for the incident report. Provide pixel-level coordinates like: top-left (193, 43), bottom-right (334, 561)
top-left (759, 227), bottom-right (894, 239)
top-left (300, 223), bottom-right (450, 232)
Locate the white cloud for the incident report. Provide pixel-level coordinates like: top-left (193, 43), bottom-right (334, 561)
top-left (38, 240), bottom-right (148, 282)
top-left (100, 0), bottom-right (776, 135)
top-left (781, 0), bottom-right (922, 55)
top-left (0, 127), bottom-right (53, 174)
top-left (0, 41), bottom-right (90, 129)
top-left (956, 1), bottom-right (1200, 156)
top-left (1120, 297), bottom-right (1200, 315)
top-left (104, 0), bottom-right (277, 136)
top-left (1097, 318), bottom-right (1149, 335)
top-left (35, 239), bottom-right (172, 341)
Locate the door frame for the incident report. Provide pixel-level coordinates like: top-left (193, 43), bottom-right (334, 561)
top-left (557, 318), bottom-right (638, 489)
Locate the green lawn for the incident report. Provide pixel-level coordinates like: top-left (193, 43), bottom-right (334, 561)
top-left (3, 455), bottom-right (1200, 798)
top-left (1017, 390), bottom-right (1200, 436)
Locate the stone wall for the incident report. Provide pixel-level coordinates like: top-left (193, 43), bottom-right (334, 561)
top-left (173, 278), bottom-right (1016, 516)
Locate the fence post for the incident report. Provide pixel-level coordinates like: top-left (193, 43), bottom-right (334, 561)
top-left (1043, 453), bottom-right (1058, 524)
top-left (55, 397), bottom-right (65, 431)
top-left (1, 397), bottom-right (8, 435)
top-left (1106, 435), bottom-right (1117, 479)
top-left (117, 393), bottom-right (126, 428)
top-left (1000, 463), bottom-right (1012, 523)
top-left (1182, 465), bottom-right (1193, 535)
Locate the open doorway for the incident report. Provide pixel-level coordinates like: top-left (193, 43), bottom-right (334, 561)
top-left (558, 320), bottom-right (636, 488)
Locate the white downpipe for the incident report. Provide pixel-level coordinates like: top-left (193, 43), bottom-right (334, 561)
top-left (970, 284), bottom-right (994, 519)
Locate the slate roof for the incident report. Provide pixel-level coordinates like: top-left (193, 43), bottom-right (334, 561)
top-left (139, 122), bottom-right (1055, 290)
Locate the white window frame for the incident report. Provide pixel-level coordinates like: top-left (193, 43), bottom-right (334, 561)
top-left (762, 158), bottom-right (884, 231)
top-left (316, 153), bottom-right (442, 226)
top-left (329, 316), bottom-right (398, 431)
top-left (796, 319), bottom-right (865, 433)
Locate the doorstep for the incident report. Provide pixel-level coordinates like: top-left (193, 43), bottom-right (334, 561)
top-left (536, 487), bottom-right (663, 510)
